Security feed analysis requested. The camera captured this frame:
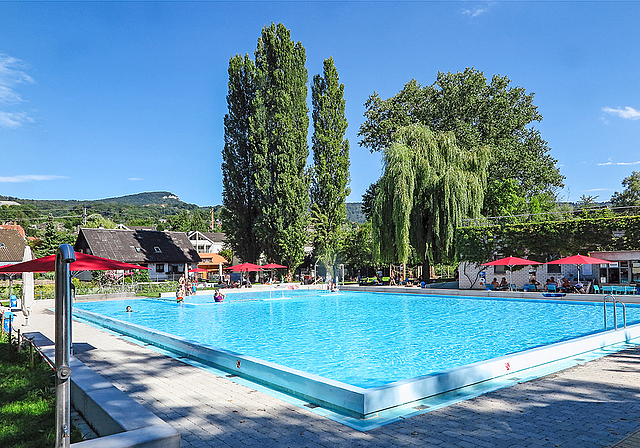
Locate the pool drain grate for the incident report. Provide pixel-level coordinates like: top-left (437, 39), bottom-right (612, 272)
top-left (305, 403), bottom-right (320, 409)
top-left (226, 374), bottom-right (238, 378)
top-left (413, 405), bottom-right (429, 410)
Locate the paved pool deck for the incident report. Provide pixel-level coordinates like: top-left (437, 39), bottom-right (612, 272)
top-left (20, 297), bottom-right (640, 448)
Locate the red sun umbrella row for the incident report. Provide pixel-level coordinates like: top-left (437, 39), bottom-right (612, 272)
top-left (482, 254), bottom-right (613, 285)
top-left (225, 262), bottom-right (288, 272)
top-left (0, 251), bottom-right (149, 273)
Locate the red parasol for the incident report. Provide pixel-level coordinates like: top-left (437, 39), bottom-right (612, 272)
top-left (482, 256), bottom-right (542, 267)
top-left (546, 254), bottom-right (613, 283)
top-left (482, 256), bottom-right (542, 289)
top-left (262, 263), bottom-right (287, 269)
top-left (0, 252), bottom-right (149, 273)
top-left (188, 268), bottom-right (209, 273)
top-left (227, 262), bottom-right (263, 272)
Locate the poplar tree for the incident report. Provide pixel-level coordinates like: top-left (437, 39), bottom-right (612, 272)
top-left (221, 54), bottom-right (261, 263)
top-left (252, 23), bottom-right (309, 270)
top-left (310, 57), bottom-right (350, 277)
top-left (371, 124), bottom-right (490, 277)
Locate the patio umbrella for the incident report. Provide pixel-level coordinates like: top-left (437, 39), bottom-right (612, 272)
top-left (261, 263), bottom-right (287, 282)
top-left (188, 268), bottom-right (209, 273)
top-left (262, 263), bottom-right (287, 269)
top-left (0, 251), bottom-right (150, 273)
top-left (226, 262), bottom-right (263, 272)
top-left (482, 256), bottom-right (542, 289)
top-left (546, 254), bottom-right (613, 284)
top-left (226, 262), bottom-right (263, 286)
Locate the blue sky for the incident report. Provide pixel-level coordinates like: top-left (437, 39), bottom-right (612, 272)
top-left (1, 1), bottom-right (638, 207)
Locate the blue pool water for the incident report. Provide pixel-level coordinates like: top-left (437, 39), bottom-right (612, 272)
top-left (74, 291), bottom-right (640, 388)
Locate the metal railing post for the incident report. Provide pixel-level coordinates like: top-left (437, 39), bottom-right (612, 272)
top-left (55, 244), bottom-right (75, 448)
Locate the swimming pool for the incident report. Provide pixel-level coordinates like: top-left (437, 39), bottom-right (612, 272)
top-left (73, 289), bottom-right (640, 419)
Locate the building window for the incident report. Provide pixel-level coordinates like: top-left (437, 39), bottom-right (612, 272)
top-left (494, 265), bottom-right (505, 274)
top-left (154, 246), bottom-right (162, 253)
top-left (156, 264), bottom-right (165, 273)
top-left (547, 264), bottom-right (562, 274)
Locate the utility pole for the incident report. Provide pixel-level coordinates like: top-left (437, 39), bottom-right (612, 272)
top-left (82, 208), bottom-right (87, 226)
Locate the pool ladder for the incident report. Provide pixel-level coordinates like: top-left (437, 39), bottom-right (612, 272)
top-left (603, 294), bottom-right (627, 330)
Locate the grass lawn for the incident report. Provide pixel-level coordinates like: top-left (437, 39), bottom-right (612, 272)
top-left (0, 334), bottom-right (83, 447)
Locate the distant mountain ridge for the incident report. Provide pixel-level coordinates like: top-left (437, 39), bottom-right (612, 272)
top-left (0, 191), bottom-right (194, 208)
top-left (0, 191), bottom-right (366, 223)
top-left (94, 191), bottom-right (185, 206)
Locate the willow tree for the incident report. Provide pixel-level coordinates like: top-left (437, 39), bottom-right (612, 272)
top-left (371, 124), bottom-right (490, 278)
top-left (359, 68), bottom-right (563, 217)
top-left (310, 57), bottom-right (350, 278)
top-left (252, 23), bottom-right (309, 270)
top-left (221, 53), bottom-right (261, 263)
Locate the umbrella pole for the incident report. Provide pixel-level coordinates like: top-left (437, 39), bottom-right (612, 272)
top-left (55, 244), bottom-right (75, 448)
top-left (509, 266), bottom-right (513, 291)
top-left (577, 265), bottom-right (580, 284)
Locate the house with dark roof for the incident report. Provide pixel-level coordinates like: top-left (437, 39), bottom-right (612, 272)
top-left (74, 228), bottom-right (201, 281)
top-left (0, 228), bottom-right (27, 269)
top-left (115, 224), bottom-right (158, 232)
top-left (187, 231), bottom-right (226, 254)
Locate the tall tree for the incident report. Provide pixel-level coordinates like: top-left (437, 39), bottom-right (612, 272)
top-left (36, 215), bottom-right (75, 257)
top-left (310, 57), bottom-right (350, 277)
top-left (358, 68), bottom-right (563, 214)
top-left (611, 171), bottom-right (640, 208)
top-left (221, 54), bottom-right (262, 263)
top-left (190, 210), bottom-right (208, 233)
top-left (371, 124), bottom-right (489, 277)
top-left (169, 210), bottom-right (190, 232)
top-left (251, 23), bottom-right (309, 269)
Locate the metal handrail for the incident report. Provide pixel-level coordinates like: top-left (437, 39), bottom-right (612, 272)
top-left (615, 299), bottom-right (627, 329)
top-left (603, 294), bottom-right (627, 330)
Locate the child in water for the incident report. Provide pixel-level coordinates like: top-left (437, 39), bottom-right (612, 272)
top-left (176, 285), bottom-right (185, 303)
top-left (214, 289), bottom-right (225, 302)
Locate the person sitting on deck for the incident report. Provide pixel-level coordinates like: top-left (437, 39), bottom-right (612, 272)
top-left (529, 274), bottom-right (540, 291)
top-left (499, 277), bottom-right (509, 291)
top-left (491, 278), bottom-right (500, 290)
top-left (560, 277), bottom-right (575, 293)
top-left (545, 277), bottom-right (558, 292)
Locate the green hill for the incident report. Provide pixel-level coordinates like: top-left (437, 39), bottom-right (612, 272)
top-left (96, 191), bottom-right (185, 206)
top-left (346, 202), bottom-right (365, 223)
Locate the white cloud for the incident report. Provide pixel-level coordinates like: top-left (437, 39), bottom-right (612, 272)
top-left (602, 106), bottom-right (640, 120)
top-left (0, 54), bottom-right (34, 104)
top-left (0, 174), bottom-right (67, 183)
top-left (597, 159), bottom-right (640, 166)
top-left (462, 3), bottom-right (493, 17)
top-left (462, 6), bottom-right (488, 17)
top-left (0, 111), bottom-right (33, 128)
top-left (585, 188), bottom-right (609, 192)
top-left (128, 177), bottom-right (143, 181)
top-left (0, 53), bottom-right (35, 128)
